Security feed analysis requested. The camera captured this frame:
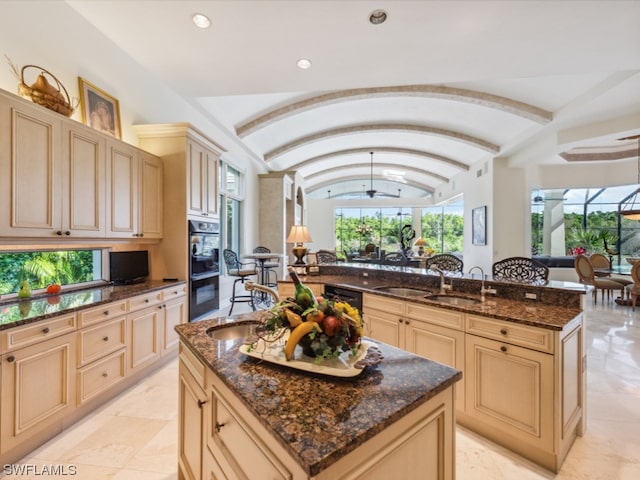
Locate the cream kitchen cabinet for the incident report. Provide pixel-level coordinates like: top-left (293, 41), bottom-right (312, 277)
top-left (1, 330), bottom-right (76, 457)
top-left (460, 313), bottom-right (584, 472)
top-left (364, 293), bottom-right (465, 411)
top-left (187, 137), bottom-right (218, 219)
top-left (107, 141), bottom-right (163, 239)
top-left (0, 92), bottom-right (106, 238)
top-left (277, 281), bottom-right (324, 301)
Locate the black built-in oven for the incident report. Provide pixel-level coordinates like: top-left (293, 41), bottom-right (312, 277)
top-left (188, 220), bottom-right (220, 321)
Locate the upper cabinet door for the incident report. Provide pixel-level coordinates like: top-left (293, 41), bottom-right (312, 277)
top-left (107, 140), bottom-right (139, 238)
top-left (204, 149), bottom-right (218, 218)
top-left (139, 150), bottom-right (163, 239)
top-left (62, 123), bottom-right (106, 237)
top-left (187, 139), bottom-right (206, 217)
top-left (0, 95), bottom-right (63, 237)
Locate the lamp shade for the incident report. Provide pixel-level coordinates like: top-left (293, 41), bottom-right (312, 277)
top-left (287, 225), bottom-right (312, 244)
top-left (414, 238), bottom-right (427, 247)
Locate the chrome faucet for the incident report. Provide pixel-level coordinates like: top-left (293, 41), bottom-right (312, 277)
top-left (468, 266), bottom-right (491, 302)
top-left (430, 265), bottom-right (452, 294)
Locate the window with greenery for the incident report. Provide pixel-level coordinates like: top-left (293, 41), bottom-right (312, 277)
top-left (531, 187), bottom-right (640, 265)
top-left (336, 202), bottom-right (464, 257)
top-left (420, 201), bottom-right (464, 254)
top-left (219, 161), bottom-right (244, 270)
top-left (0, 249), bottom-right (103, 296)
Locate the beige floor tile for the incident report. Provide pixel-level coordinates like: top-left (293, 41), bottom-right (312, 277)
top-left (57, 416), bottom-right (168, 469)
top-left (99, 382), bottom-right (178, 421)
top-left (111, 469), bottom-right (177, 480)
top-left (124, 419), bottom-right (178, 473)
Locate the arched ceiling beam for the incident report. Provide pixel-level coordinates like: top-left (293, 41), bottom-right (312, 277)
top-left (306, 174), bottom-right (435, 194)
top-left (264, 123), bottom-right (500, 162)
top-left (236, 85), bottom-right (553, 137)
top-left (287, 147), bottom-right (470, 172)
top-left (303, 162), bottom-right (449, 183)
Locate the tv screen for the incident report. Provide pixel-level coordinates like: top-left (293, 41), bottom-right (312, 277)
top-left (109, 250), bottom-right (149, 285)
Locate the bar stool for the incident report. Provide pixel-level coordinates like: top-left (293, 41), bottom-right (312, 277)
top-left (253, 246), bottom-right (279, 287)
top-left (223, 249), bottom-right (256, 314)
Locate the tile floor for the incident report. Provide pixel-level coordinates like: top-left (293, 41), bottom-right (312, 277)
top-left (3, 297), bottom-right (639, 479)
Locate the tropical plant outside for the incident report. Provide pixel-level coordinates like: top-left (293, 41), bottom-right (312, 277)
top-left (0, 250), bottom-right (100, 296)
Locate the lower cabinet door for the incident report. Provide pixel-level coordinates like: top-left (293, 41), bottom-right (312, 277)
top-left (178, 358), bottom-right (206, 480)
top-left (128, 306), bottom-right (161, 372)
top-left (465, 334), bottom-right (553, 450)
top-left (162, 297), bottom-right (185, 355)
top-left (1, 332), bottom-right (76, 454)
top-left (365, 308), bottom-right (401, 347)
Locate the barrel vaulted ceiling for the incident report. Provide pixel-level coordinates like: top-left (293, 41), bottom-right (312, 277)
top-left (67, 0), bottom-right (640, 199)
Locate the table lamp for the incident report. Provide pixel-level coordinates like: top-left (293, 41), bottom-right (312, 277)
top-left (287, 225), bottom-right (312, 265)
top-left (414, 237), bottom-right (428, 256)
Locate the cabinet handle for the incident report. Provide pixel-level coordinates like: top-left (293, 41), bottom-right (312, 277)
top-left (215, 422), bottom-right (225, 432)
top-left (7, 355), bottom-right (15, 363)
top-left (102, 372), bottom-right (108, 378)
top-left (64, 231), bottom-right (70, 236)
top-left (103, 336), bottom-right (109, 342)
top-left (42, 327), bottom-right (50, 334)
top-left (500, 328), bottom-right (507, 335)
top-left (139, 233), bottom-right (144, 237)
top-left (103, 310), bottom-right (109, 316)
top-left (398, 319), bottom-right (403, 324)
top-left (405, 320), bottom-right (410, 325)
top-left (56, 230), bottom-right (62, 236)
top-left (145, 299), bottom-right (150, 303)
top-left (198, 399), bottom-right (208, 408)
top-left (500, 345), bottom-right (507, 353)
top-left (158, 305), bottom-right (163, 309)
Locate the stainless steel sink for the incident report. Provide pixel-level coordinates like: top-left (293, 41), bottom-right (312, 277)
top-left (207, 322), bottom-right (259, 340)
top-left (374, 286), bottom-right (432, 296)
top-left (423, 294), bottom-right (482, 306)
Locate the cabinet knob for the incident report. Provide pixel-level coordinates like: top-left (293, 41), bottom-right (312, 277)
top-left (398, 318), bottom-right (403, 324)
top-left (145, 299), bottom-right (150, 303)
top-left (215, 421), bottom-right (225, 432)
top-left (198, 399), bottom-right (208, 409)
top-left (6, 355), bottom-right (15, 363)
top-left (102, 372), bottom-right (108, 378)
top-left (103, 310), bottom-right (109, 316)
top-left (103, 336), bottom-right (109, 342)
top-left (405, 320), bottom-right (410, 325)
top-left (139, 233), bottom-right (144, 238)
top-left (500, 328), bottom-right (507, 335)
top-left (42, 327), bottom-right (50, 334)
top-left (64, 231), bottom-right (70, 236)
top-left (500, 345), bottom-right (508, 353)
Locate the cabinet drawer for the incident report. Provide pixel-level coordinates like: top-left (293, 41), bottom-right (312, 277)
top-left (213, 389), bottom-right (290, 480)
top-left (161, 284), bottom-right (187, 301)
top-left (1, 314), bottom-right (77, 352)
top-left (363, 293), bottom-right (405, 316)
top-left (406, 302), bottom-right (464, 330)
top-left (128, 291), bottom-right (163, 311)
top-left (466, 314), bottom-right (554, 354)
top-left (78, 317), bottom-right (127, 366)
top-left (79, 300), bottom-right (128, 328)
top-left (77, 349), bottom-right (126, 404)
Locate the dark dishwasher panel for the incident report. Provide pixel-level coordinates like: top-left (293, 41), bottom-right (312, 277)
top-left (323, 285), bottom-right (363, 313)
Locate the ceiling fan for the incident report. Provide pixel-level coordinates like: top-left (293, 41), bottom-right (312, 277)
top-left (365, 151), bottom-right (377, 198)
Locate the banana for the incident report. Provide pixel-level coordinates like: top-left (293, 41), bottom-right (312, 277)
top-left (284, 321), bottom-right (322, 360)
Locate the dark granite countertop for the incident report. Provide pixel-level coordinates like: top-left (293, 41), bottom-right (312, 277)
top-left (0, 280), bottom-right (186, 330)
top-left (175, 312), bottom-right (462, 476)
top-left (279, 265), bottom-right (588, 331)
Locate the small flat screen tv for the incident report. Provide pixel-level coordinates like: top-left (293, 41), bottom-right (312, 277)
top-left (109, 250), bottom-right (149, 285)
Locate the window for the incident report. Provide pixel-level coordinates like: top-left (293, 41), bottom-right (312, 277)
top-left (0, 248), bottom-right (103, 297)
top-left (421, 201), bottom-right (464, 254)
top-left (531, 187), bottom-right (640, 264)
top-left (218, 161), bottom-right (244, 271)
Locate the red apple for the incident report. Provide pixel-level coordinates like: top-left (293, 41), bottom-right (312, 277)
top-left (46, 284), bottom-right (61, 294)
top-left (323, 315), bottom-right (342, 336)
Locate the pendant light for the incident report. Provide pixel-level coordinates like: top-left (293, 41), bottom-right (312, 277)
top-left (620, 136), bottom-right (640, 220)
top-left (365, 151), bottom-right (377, 198)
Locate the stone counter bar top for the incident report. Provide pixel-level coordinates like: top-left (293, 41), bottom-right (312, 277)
top-left (175, 312), bottom-right (462, 477)
top-left (0, 280), bottom-right (186, 329)
top-left (282, 263), bottom-right (590, 331)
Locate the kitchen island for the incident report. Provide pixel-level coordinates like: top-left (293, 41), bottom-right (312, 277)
top-left (175, 311), bottom-right (462, 480)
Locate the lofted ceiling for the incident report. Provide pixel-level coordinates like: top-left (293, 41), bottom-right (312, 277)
top-left (66, 0), bottom-right (640, 199)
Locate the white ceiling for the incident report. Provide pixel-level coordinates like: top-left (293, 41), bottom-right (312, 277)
top-left (66, 0), bottom-right (640, 199)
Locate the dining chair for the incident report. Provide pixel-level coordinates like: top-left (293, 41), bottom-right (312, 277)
top-left (425, 254), bottom-right (463, 274)
top-left (492, 256), bottom-right (549, 284)
top-left (223, 249), bottom-right (256, 314)
top-left (589, 252), bottom-right (632, 296)
top-left (253, 246), bottom-right (279, 287)
top-left (316, 250), bottom-right (338, 264)
top-left (573, 254), bottom-right (625, 304)
top-left (382, 251), bottom-right (408, 266)
top-left (626, 261), bottom-right (640, 311)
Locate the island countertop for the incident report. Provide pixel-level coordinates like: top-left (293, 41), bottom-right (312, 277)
top-left (175, 311), bottom-right (462, 476)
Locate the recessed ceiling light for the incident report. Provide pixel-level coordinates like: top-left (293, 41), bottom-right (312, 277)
top-left (192, 13), bottom-right (211, 29)
top-left (369, 9), bottom-right (388, 25)
top-left (296, 58), bottom-right (312, 69)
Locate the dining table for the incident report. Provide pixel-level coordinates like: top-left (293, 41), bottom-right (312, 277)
top-left (242, 252), bottom-right (284, 306)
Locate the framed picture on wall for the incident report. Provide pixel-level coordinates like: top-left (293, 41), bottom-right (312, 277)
top-left (78, 77), bottom-right (121, 139)
top-left (472, 206), bottom-right (487, 245)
